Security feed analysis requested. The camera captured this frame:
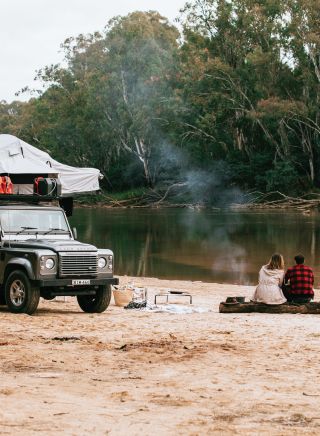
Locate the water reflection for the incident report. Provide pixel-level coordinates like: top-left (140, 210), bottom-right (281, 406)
top-left (69, 209), bottom-right (320, 285)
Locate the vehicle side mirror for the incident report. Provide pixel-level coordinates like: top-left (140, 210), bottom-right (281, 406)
top-left (72, 227), bottom-right (78, 240)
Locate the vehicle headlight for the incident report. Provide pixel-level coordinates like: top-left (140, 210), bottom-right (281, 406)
top-left (98, 257), bottom-right (107, 269)
top-left (45, 258), bottom-right (55, 269)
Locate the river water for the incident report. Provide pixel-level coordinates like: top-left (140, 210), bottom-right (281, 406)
top-left (69, 208), bottom-right (320, 285)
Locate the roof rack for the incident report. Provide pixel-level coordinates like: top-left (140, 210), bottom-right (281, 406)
top-left (0, 194), bottom-right (74, 216)
top-left (0, 194), bottom-right (59, 203)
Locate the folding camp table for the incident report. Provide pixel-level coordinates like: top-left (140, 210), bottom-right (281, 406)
top-left (154, 291), bottom-right (192, 305)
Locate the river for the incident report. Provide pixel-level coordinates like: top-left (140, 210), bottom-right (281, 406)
top-left (69, 208), bottom-right (320, 285)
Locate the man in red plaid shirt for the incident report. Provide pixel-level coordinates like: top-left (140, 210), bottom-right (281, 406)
top-left (284, 254), bottom-right (314, 303)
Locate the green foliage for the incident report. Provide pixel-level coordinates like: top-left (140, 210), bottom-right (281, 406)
top-left (106, 187), bottom-right (148, 202)
top-left (265, 161), bottom-right (301, 194)
top-left (227, 150), bottom-right (273, 191)
top-left (74, 187), bottom-right (148, 205)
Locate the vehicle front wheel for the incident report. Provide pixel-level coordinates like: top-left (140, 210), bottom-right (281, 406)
top-left (5, 270), bottom-right (40, 315)
top-left (0, 287), bottom-right (6, 305)
top-left (77, 285), bottom-right (111, 313)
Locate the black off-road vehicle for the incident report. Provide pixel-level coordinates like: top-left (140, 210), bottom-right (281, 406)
top-left (0, 200), bottom-right (118, 315)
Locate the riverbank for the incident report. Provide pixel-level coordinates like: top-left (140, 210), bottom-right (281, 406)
top-left (74, 189), bottom-right (320, 212)
top-left (1, 276), bottom-right (320, 435)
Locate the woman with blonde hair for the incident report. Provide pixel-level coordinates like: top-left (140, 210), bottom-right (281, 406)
top-left (253, 253), bottom-right (287, 305)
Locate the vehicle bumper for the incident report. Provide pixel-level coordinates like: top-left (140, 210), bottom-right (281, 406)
top-left (36, 277), bottom-right (119, 287)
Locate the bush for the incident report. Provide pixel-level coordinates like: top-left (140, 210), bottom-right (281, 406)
top-left (265, 161), bottom-right (301, 195)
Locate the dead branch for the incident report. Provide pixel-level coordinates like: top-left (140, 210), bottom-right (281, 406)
top-left (151, 182), bottom-right (188, 205)
top-left (232, 191), bottom-right (320, 211)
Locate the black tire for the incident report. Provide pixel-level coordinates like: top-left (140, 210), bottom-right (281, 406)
top-left (5, 270), bottom-right (40, 315)
top-left (77, 285), bottom-right (111, 313)
top-left (0, 287), bottom-right (6, 305)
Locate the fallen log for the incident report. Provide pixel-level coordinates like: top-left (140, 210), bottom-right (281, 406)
top-left (219, 301), bottom-right (320, 314)
top-left (231, 191), bottom-right (320, 211)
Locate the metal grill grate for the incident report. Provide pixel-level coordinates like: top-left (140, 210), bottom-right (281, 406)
top-left (59, 253), bottom-right (98, 277)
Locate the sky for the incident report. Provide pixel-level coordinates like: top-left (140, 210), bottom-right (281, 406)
top-left (0, 0), bottom-right (185, 103)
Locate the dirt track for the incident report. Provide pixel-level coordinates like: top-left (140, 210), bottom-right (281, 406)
top-left (1, 276), bottom-right (320, 435)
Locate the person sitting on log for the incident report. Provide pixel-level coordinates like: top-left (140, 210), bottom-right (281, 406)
top-left (252, 253), bottom-right (287, 305)
top-left (283, 254), bottom-right (314, 304)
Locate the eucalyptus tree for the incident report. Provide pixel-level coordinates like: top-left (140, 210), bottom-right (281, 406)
top-left (281, 0), bottom-right (320, 184)
top-left (98, 11), bottom-right (180, 186)
top-left (179, 1), bottom-right (286, 153)
top-left (178, 0), bottom-right (319, 192)
top-left (32, 12), bottom-right (179, 186)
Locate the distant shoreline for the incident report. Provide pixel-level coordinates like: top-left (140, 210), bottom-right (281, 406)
top-left (72, 189), bottom-right (320, 212)
top-left (74, 201), bottom-right (318, 213)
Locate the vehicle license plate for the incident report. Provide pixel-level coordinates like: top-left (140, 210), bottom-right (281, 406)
top-left (72, 279), bottom-right (91, 285)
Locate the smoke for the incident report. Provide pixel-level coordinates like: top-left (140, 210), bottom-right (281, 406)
top-left (178, 209), bottom-right (251, 284)
top-left (108, 32), bottom-right (243, 207)
top-left (151, 141), bottom-right (244, 207)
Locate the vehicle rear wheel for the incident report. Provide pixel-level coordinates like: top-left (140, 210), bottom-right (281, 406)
top-left (5, 270), bottom-right (40, 315)
top-left (77, 285), bottom-right (111, 313)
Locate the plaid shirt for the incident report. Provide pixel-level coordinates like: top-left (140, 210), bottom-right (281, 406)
top-left (284, 264), bottom-right (314, 296)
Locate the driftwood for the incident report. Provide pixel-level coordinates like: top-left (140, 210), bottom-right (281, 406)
top-left (232, 191), bottom-right (320, 212)
top-left (76, 185), bottom-right (222, 209)
top-left (219, 301), bottom-right (320, 314)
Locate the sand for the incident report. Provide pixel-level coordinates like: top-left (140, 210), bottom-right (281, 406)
top-left (1, 276), bottom-right (320, 435)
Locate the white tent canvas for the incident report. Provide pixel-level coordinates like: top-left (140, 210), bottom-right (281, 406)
top-left (0, 134), bottom-right (101, 195)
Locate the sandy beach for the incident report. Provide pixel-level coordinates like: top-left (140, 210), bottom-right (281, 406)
top-left (1, 276), bottom-right (320, 435)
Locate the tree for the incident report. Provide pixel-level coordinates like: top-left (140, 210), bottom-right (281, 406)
top-left (32, 11), bottom-right (179, 187)
top-left (177, 0), bottom-right (320, 192)
top-left (98, 11), bottom-right (180, 185)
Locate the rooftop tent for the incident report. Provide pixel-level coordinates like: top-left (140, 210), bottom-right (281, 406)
top-left (0, 134), bottom-right (101, 195)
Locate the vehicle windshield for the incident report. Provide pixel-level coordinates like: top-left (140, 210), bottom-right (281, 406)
top-left (0, 209), bottom-right (69, 234)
